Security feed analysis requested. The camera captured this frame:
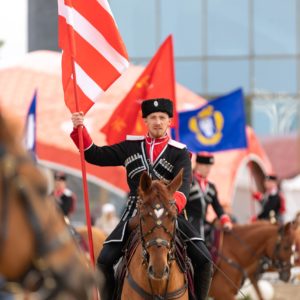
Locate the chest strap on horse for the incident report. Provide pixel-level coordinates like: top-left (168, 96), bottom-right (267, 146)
top-left (127, 271), bottom-right (188, 300)
top-left (217, 252), bottom-right (248, 282)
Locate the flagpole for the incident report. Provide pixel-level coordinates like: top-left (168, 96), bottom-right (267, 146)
top-left (66, 1), bottom-right (95, 266)
top-left (247, 144), bottom-right (256, 221)
top-left (169, 35), bottom-right (180, 141)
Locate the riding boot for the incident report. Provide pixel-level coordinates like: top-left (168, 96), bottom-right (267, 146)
top-left (194, 261), bottom-right (213, 300)
top-left (97, 263), bottom-right (115, 300)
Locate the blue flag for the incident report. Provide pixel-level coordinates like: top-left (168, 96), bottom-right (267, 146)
top-left (172, 88), bottom-right (247, 152)
top-left (24, 91), bottom-right (37, 158)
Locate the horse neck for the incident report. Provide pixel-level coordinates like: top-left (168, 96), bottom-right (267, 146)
top-left (233, 224), bottom-right (278, 260)
top-left (0, 196), bottom-right (35, 279)
top-left (128, 243), bottom-right (185, 295)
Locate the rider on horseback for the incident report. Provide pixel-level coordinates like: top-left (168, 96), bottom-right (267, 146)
top-left (252, 174), bottom-right (286, 223)
top-left (186, 152), bottom-right (233, 240)
top-left (70, 98), bottom-right (213, 300)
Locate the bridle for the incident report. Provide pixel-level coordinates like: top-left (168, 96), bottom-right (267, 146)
top-left (139, 200), bottom-right (177, 269)
top-left (257, 225), bottom-right (295, 281)
top-left (126, 196), bottom-right (188, 300)
top-left (0, 144), bottom-right (77, 299)
top-left (223, 223), bottom-right (294, 282)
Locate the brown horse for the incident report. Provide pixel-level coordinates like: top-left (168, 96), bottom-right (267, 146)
top-left (0, 113), bottom-right (95, 299)
top-left (293, 211), bottom-right (300, 266)
top-left (209, 221), bottom-right (296, 300)
top-left (76, 225), bottom-right (106, 262)
top-left (121, 170), bottom-right (189, 299)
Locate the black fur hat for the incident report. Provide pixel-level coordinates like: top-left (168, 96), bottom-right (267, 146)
top-left (141, 98), bottom-right (173, 118)
top-left (196, 153), bottom-right (214, 165)
top-left (54, 171), bottom-right (67, 181)
top-left (265, 174), bottom-right (277, 181)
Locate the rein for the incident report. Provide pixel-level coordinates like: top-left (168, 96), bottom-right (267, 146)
top-left (225, 224), bottom-right (293, 280)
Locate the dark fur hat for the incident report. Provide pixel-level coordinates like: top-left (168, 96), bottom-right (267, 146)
top-left (54, 171), bottom-right (67, 181)
top-left (265, 174), bottom-right (277, 181)
top-left (141, 98), bottom-right (173, 118)
top-left (196, 152), bottom-right (214, 165)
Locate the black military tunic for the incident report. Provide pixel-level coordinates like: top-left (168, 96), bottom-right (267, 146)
top-left (84, 135), bottom-right (199, 243)
top-left (186, 177), bottom-right (225, 238)
top-left (257, 192), bottom-right (282, 221)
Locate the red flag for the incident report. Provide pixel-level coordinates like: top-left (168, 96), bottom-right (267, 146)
top-left (58, 0), bottom-right (129, 113)
top-left (101, 35), bottom-right (177, 144)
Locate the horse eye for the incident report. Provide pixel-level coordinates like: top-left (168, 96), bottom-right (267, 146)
top-left (36, 185), bottom-right (48, 197)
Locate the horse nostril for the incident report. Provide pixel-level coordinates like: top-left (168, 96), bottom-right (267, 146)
top-left (148, 265), bottom-right (154, 276)
top-left (280, 271), bottom-right (290, 282)
top-left (164, 265), bottom-right (169, 276)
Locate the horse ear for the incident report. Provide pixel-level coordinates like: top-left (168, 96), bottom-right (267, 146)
top-left (284, 222), bottom-right (294, 235)
top-left (0, 112), bottom-right (22, 148)
top-left (139, 171), bottom-right (152, 193)
top-left (167, 169), bottom-right (183, 195)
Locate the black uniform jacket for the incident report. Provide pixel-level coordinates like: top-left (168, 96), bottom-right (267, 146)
top-left (185, 177), bottom-right (224, 237)
top-left (257, 192), bottom-right (281, 220)
top-left (84, 136), bottom-right (192, 243)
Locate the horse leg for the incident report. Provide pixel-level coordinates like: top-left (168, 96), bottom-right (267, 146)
top-left (210, 271), bottom-right (239, 300)
top-left (249, 277), bottom-right (265, 300)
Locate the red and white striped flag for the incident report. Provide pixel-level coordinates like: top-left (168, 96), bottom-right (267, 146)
top-left (58, 0), bottom-right (129, 113)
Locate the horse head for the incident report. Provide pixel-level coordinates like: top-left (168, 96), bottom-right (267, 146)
top-left (0, 113), bottom-right (95, 299)
top-left (267, 222), bottom-right (296, 282)
top-left (137, 169), bottom-right (183, 280)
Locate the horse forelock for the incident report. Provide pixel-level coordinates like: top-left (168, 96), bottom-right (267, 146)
top-left (139, 180), bottom-right (176, 217)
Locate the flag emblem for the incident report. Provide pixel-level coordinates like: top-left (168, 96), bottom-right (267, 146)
top-left (189, 105), bottom-right (224, 145)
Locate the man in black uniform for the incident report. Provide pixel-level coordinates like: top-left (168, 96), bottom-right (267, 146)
top-left (186, 152), bottom-right (232, 239)
top-left (252, 174), bottom-right (286, 223)
top-left (71, 98), bottom-right (212, 300)
top-left (52, 171), bottom-right (76, 218)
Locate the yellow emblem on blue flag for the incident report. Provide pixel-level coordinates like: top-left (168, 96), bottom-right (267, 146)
top-left (189, 105), bottom-right (224, 145)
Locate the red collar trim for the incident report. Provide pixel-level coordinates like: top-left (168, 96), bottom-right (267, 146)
top-left (194, 172), bottom-right (207, 183)
top-left (145, 134), bottom-right (169, 144)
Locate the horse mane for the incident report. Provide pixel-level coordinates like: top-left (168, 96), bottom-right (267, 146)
top-left (234, 220), bottom-right (277, 232)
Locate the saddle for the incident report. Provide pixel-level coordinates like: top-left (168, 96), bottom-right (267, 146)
top-left (114, 229), bottom-right (194, 300)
